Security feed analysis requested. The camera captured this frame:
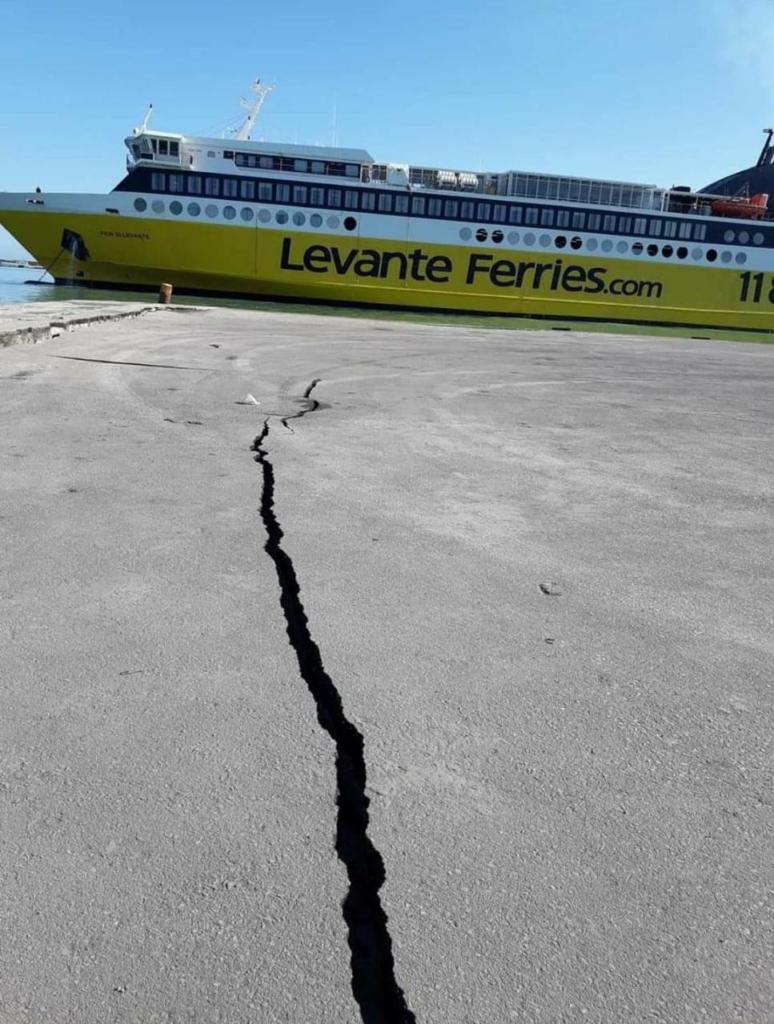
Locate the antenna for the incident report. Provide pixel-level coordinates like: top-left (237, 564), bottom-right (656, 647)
top-left (234, 78), bottom-right (275, 142)
top-left (133, 103), bottom-right (153, 136)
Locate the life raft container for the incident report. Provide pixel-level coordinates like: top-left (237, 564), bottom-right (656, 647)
top-left (710, 193), bottom-right (769, 219)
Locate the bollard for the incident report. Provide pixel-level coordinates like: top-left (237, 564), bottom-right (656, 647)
top-left (158, 282), bottom-right (173, 304)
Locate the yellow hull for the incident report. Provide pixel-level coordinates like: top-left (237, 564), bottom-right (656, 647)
top-left (3, 207), bottom-right (774, 332)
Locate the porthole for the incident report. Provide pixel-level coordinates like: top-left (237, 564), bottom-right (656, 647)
top-left (492, 229), bottom-right (504, 243)
top-left (706, 249), bottom-right (717, 262)
top-left (662, 244), bottom-right (673, 257)
top-left (151, 199), bottom-right (164, 214)
top-left (617, 240), bottom-right (628, 253)
top-left (721, 251), bottom-right (733, 263)
top-left (586, 238), bottom-right (598, 251)
top-left (187, 202), bottom-right (201, 217)
top-left (292, 212), bottom-right (306, 226)
top-left (459, 227), bottom-right (472, 241)
top-left (555, 235), bottom-right (567, 248)
top-left (343, 216), bottom-right (357, 231)
top-left (205, 204), bottom-right (218, 218)
top-left (310, 213), bottom-right (323, 228)
top-left (571, 236), bottom-right (582, 250)
top-left (601, 239), bottom-right (613, 252)
top-left (507, 231), bottom-right (519, 245)
top-left (327, 215), bottom-right (340, 229)
top-left (240, 207), bottom-right (254, 222)
top-left (258, 208), bottom-right (271, 223)
top-left (677, 247), bottom-right (688, 259)
top-left (275, 210), bottom-right (289, 224)
top-left (738, 230), bottom-right (750, 245)
top-left (753, 232), bottom-right (764, 245)
top-left (539, 234), bottom-right (551, 247)
top-left (169, 201), bottom-right (183, 215)
top-left (223, 205), bottom-right (236, 220)
top-left (524, 232), bottom-right (536, 246)
top-left (723, 229), bottom-right (735, 243)
top-left (646, 243), bottom-right (658, 256)
top-left (475, 228), bottom-right (488, 242)
top-left (735, 252), bottom-right (747, 264)
top-left (632, 242), bottom-right (643, 255)
top-left (133, 197), bottom-right (147, 212)
top-left (691, 247), bottom-right (702, 260)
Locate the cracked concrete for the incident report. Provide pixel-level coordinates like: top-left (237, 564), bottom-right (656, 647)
top-left (1, 303), bottom-right (773, 1023)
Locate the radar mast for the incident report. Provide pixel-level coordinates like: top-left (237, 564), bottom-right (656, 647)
top-left (234, 78), bottom-right (274, 141)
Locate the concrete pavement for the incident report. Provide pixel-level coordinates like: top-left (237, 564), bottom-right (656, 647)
top-left (1, 303), bottom-right (772, 1022)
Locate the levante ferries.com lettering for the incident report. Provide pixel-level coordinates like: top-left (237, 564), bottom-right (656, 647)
top-left (279, 238), bottom-right (664, 300)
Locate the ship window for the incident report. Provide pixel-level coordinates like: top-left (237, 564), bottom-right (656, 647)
top-left (133, 198), bottom-right (147, 212)
top-left (294, 159), bottom-right (308, 173)
top-left (345, 164), bottom-right (359, 177)
top-left (168, 174), bottom-right (185, 193)
top-left (259, 156), bottom-right (273, 169)
top-left (151, 172), bottom-right (166, 191)
top-left (587, 213), bottom-right (601, 230)
top-left (310, 186), bottom-right (325, 206)
top-left (444, 199), bottom-right (459, 218)
top-left (492, 204), bottom-right (506, 223)
top-left (258, 182), bottom-right (273, 201)
top-left (222, 179), bottom-right (238, 198)
top-left (187, 175), bottom-right (201, 194)
top-left (603, 214), bottom-right (616, 232)
top-left (692, 223), bottom-right (707, 241)
top-left (207, 150), bottom-right (216, 158)
top-left (293, 212), bottom-right (306, 225)
top-left (311, 161), bottom-right (325, 174)
top-left (294, 185), bottom-right (308, 205)
top-left (571, 211), bottom-right (586, 229)
top-left (650, 219), bottom-right (662, 236)
top-left (188, 202), bottom-right (201, 216)
top-left (754, 232), bottom-right (764, 245)
top-left (663, 221), bottom-right (677, 238)
top-left (556, 209), bottom-right (570, 228)
top-left (394, 195), bottom-right (409, 214)
top-left (239, 179), bottom-right (254, 200)
top-left (241, 207), bottom-right (254, 222)
top-left (540, 208), bottom-right (554, 226)
top-left (151, 138), bottom-right (158, 153)
top-left (461, 200), bottom-right (475, 220)
top-left (205, 178), bottom-right (220, 197)
top-left (170, 200), bottom-right (183, 215)
top-left (411, 196), bottom-right (426, 215)
top-left (361, 192), bottom-right (376, 211)
top-left (159, 139), bottom-right (168, 156)
top-left (508, 206), bottom-right (523, 224)
top-left (525, 207), bottom-right (539, 225)
top-left (428, 197), bottom-right (442, 217)
top-left (328, 188), bottom-right (342, 208)
top-left (378, 193), bottom-right (394, 213)
top-left (276, 184), bottom-right (290, 203)
top-left (476, 203), bottom-right (490, 221)
top-left (633, 217), bottom-right (647, 234)
top-left (276, 210), bottom-right (288, 224)
top-left (678, 221), bottom-right (692, 239)
top-left (310, 213), bottom-right (323, 227)
top-left (618, 216), bottom-right (631, 233)
top-left (344, 190), bottom-right (359, 210)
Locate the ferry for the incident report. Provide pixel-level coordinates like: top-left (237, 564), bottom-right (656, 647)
top-left (2, 79), bottom-right (774, 332)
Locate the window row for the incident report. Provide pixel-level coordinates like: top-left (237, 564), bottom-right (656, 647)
top-left (143, 172), bottom-right (751, 245)
top-left (231, 151), bottom-right (360, 178)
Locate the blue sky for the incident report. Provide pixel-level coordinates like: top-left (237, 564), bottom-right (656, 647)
top-left (2, 0), bottom-right (773, 256)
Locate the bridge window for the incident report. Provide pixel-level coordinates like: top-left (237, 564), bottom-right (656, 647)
top-left (159, 139), bottom-right (168, 156)
top-left (170, 141), bottom-right (179, 157)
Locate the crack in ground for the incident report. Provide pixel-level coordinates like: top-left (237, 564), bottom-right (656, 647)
top-left (251, 379), bottom-right (416, 1024)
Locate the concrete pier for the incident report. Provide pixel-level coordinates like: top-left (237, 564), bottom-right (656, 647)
top-left (1, 303), bottom-right (772, 1022)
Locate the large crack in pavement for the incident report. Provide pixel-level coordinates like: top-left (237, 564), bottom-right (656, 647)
top-left (251, 380), bottom-right (417, 1024)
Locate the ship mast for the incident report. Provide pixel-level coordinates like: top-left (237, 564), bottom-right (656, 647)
top-left (234, 78), bottom-right (274, 141)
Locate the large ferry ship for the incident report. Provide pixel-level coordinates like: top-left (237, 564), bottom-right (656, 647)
top-left (2, 80), bottom-right (774, 331)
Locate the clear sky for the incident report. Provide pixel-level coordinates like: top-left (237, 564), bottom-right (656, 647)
top-left (1, 0), bottom-right (773, 257)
